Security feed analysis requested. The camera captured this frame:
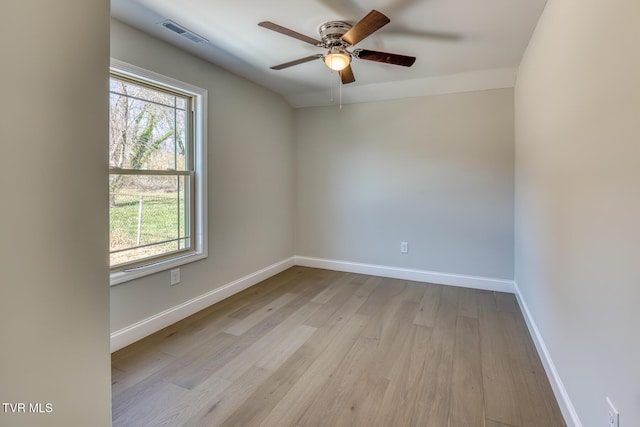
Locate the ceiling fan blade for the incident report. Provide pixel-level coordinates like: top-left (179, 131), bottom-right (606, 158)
top-left (270, 54), bottom-right (323, 70)
top-left (355, 49), bottom-right (416, 67)
top-left (340, 65), bottom-right (355, 84)
top-left (341, 10), bottom-right (390, 46)
top-left (258, 21), bottom-right (321, 46)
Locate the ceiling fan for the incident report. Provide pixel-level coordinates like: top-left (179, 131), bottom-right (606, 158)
top-left (258, 10), bottom-right (416, 84)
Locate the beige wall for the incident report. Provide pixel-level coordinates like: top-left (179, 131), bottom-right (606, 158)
top-left (110, 20), bottom-right (295, 332)
top-left (0, 1), bottom-right (111, 426)
top-left (295, 89), bottom-right (515, 280)
top-left (515, 0), bottom-right (640, 425)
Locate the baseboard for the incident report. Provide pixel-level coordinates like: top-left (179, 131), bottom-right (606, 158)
top-left (294, 256), bottom-right (514, 293)
top-left (513, 282), bottom-right (582, 427)
top-left (110, 257), bottom-right (296, 353)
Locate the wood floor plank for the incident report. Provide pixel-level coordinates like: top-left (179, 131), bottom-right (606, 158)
top-left (486, 420), bottom-right (517, 427)
top-left (218, 342), bottom-right (321, 427)
top-left (219, 290), bottom-right (373, 427)
top-left (149, 312), bottom-right (239, 359)
top-left (257, 314), bottom-right (369, 427)
top-left (217, 349), bottom-right (313, 427)
top-left (477, 290), bottom-right (522, 426)
top-left (400, 280), bottom-right (427, 303)
top-left (354, 275), bottom-right (382, 297)
top-left (112, 353), bottom-right (194, 419)
top-left (172, 304), bottom-right (299, 391)
top-left (413, 282), bottom-right (442, 327)
top-left (450, 315), bottom-right (483, 426)
top-left (349, 274), bottom-right (369, 285)
top-left (376, 300), bottom-right (421, 371)
top-left (254, 324), bottom-right (316, 371)
top-left (360, 279), bottom-right (413, 340)
top-left (494, 291), bottom-right (519, 313)
top-left (210, 266), bottom-right (306, 320)
top-left (226, 276), bottom-right (307, 319)
top-left (303, 281), bottom-right (362, 328)
top-left (111, 351), bottom-right (177, 398)
top-left (331, 373), bottom-right (389, 427)
top-left (215, 301), bottom-right (320, 382)
top-left (142, 374), bottom-right (231, 427)
top-left (410, 284), bottom-right (458, 427)
top-left (356, 277), bottom-right (407, 317)
top-left (297, 298), bottom-right (418, 426)
top-left (457, 286), bottom-right (479, 318)
top-left (513, 312), bottom-right (567, 427)
top-left (310, 271), bottom-right (355, 304)
top-left (112, 267), bottom-right (566, 427)
top-left (501, 310), bottom-right (566, 427)
top-left (379, 324), bottom-right (432, 426)
top-left (294, 335), bottom-right (382, 426)
top-left (113, 381), bottom-right (189, 427)
top-left (112, 331), bottom-right (236, 416)
top-left (167, 332), bottom-right (242, 390)
top-left (111, 346), bottom-right (176, 375)
top-left (181, 366), bottom-right (272, 426)
top-left (170, 287), bottom-right (321, 391)
top-left (224, 292), bottom-right (298, 336)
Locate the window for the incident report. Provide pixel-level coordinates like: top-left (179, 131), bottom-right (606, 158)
top-left (109, 60), bottom-right (207, 285)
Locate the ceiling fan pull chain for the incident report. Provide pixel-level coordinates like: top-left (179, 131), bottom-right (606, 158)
top-left (329, 70), bottom-right (334, 102)
top-left (339, 72), bottom-right (343, 109)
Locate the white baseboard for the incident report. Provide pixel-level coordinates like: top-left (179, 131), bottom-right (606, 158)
top-left (110, 257), bottom-right (295, 353)
top-left (294, 256), bottom-right (515, 293)
top-left (513, 282), bottom-right (582, 427)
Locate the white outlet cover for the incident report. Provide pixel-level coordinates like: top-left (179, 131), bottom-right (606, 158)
top-left (170, 268), bottom-right (181, 285)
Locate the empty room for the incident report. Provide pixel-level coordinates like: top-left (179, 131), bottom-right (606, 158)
top-left (2, 0), bottom-right (638, 426)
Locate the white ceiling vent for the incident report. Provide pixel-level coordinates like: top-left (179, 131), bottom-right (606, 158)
top-left (161, 20), bottom-right (208, 44)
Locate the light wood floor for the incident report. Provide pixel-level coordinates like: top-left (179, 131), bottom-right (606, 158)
top-left (112, 266), bottom-right (566, 427)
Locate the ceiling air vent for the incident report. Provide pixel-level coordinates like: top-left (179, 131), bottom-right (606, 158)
top-left (161, 20), bottom-right (208, 44)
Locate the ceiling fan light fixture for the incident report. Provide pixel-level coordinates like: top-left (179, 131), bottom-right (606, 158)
top-left (324, 48), bottom-right (350, 71)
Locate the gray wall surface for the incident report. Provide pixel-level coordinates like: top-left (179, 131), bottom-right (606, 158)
top-left (110, 20), bottom-right (295, 332)
top-left (295, 90), bottom-right (515, 280)
top-left (515, 0), bottom-right (640, 424)
top-left (0, 1), bottom-right (112, 426)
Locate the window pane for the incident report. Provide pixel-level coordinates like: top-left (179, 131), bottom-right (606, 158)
top-left (109, 78), bottom-right (185, 109)
top-left (109, 174), bottom-right (190, 267)
top-left (109, 80), bottom-right (188, 171)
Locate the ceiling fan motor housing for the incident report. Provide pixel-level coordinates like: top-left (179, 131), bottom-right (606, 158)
top-left (319, 21), bottom-right (352, 47)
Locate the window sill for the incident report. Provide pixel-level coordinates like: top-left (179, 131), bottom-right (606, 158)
top-left (109, 251), bottom-right (207, 286)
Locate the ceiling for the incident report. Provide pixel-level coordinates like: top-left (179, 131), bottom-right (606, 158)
top-left (111, 0), bottom-right (546, 108)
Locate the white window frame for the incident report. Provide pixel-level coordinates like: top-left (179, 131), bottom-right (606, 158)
top-left (109, 59), bottom-right (208, 286)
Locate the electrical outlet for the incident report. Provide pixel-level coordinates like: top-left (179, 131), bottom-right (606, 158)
top-left (607, 397), bottom-right (619, 427)
top-left (400, 242), bottom-right (408, 254)
top-left (170, 268), bottom-right (181, 286)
